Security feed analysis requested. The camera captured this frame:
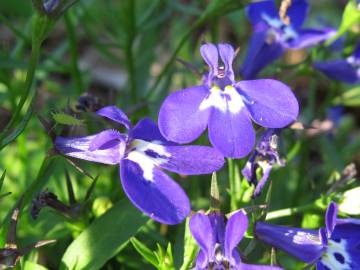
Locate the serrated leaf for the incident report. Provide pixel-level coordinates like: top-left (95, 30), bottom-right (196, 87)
top-left (60, 198), bottom-right (148, 270)
top-left (130, 237), bottom-right (159, 268)
top-left (52, 112), bottom-right (84, 126)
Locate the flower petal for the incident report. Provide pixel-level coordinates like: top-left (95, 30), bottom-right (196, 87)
top-left (287, 0), bottom-right (309, 29)
top-left (218, 43), bottom-right (235, 81)
top-left (246, 0), bottom-right (278, 26)
top-left (253, 162), bottom-right (273, 198)
top-left (287, 28), bottom-right (335, 49)
top-left (236, 79), bottom-right (299, 128)
top-left (55, 135), bottom-right (122, 165)
top-left (96, 105), bottom-right (131, 129)
top-left (158, 86), bottom-right (210, 143)
top-left (239, 263), bottom-right (283, 270)
top-left (325, 202), bottom-right (338, 238)
top-left (190, 213), bottom-right (215, 265)
top-left (158, 145), bottom-right (224, 175)
top-left (208, 212), bottom-right (226, 246)
top-left (255, 222), bottom-right (325, 263)
top-left (241, 31), bottom-right (284, 79)
top-left (130, 118), bottom-right (172, 144)
top-left (314, 60), bottom-right (360, 84)
top-left (224, 210), bottom-right (248, 263)
top-left (208, 96), bottom-right (255, 158)
top-left (200, 43), bottom-right (218, 77)
top-left (120, 158), bottom-right (190, 224)
top-left (88, 129), bottom-right (124, 152)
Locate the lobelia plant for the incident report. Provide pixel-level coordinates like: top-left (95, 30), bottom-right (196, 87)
top-left (189, 210), bottom-right (282, 270)
top-left (241, 129), bottom-right (284, 198)
top-left (55, 105), bottom-right (225, 224)
top-left (158, 43), bottom-right (299, 159)
top-left (241, 0), bottom-right (336, 79)
top-left (314, 43), bottom-right (360, 84)
top-left (255, 202), bottom-right (360, 269)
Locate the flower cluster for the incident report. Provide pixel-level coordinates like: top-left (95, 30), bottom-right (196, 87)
top-left (51, 1), bottom-right (360, 269)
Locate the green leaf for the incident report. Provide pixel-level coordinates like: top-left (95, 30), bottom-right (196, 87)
top-left (333, 86), bottom-right (360, 107)
top-left (0, 170), bottom-right (6, 192)
top-left (180, 218), bottom-right (197, 270)
top-left (60, 198), bottom-right (148, 270)
top-left (326, 0), bottom-right (360, 44)
top-left (52, 112), bottom-right (84, 126)
top-left (130, 237), bottom-right (159, 268)
top-left (23, 261), bottom-right (49, 270)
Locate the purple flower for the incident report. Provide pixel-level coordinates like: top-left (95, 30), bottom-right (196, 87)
top-left (190, 210), bottom-right (282, 270)
top-left (242, 0), bottom-right (335, 79)
top-left (255, 202), bottom-right (360, 269)
top-left (241, 129), bottom-right (284, 198)
top-left (314, 43), bottom-right (360, 84)
top-left (55, 105), bottom-right (225, 224)
top-left (158, 43), bottom-right (299, 159)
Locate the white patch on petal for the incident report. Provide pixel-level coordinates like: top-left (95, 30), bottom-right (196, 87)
top-left (199, 85), bottom-right (245, 114)
top-left (126, 139), bottom-right (170, 182)
top-left (320, 239), bottom-right (351, 270)
top-left (292, 231), bottom-right (322, 245)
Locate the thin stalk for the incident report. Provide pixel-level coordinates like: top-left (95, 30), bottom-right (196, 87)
top-left (0, 42), bottom-right (40, 148)
top-left (64, 12), bottom-right (83, 94)
top-left (265, 203), bottom-right (318, 220)
top-left (228, 158), bottom-right (237, 211)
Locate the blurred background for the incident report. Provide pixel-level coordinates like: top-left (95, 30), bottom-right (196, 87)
top-left (0, 0), bottom-right (359, 269)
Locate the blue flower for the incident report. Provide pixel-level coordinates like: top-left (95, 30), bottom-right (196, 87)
top-left (255, 202), bottom-right (360, 269)
top-left (241, 129), bottom-right (284, 198)
top-left (158, 43), bottom-right (299, 158)
top-left (190, 210), bottom-right (282, 270)
top-left (242, 0), bottom-right (336, 79)
top-left (55, 106), bottom-right (225, 224)
top-left (314, 43), bottom-right (360, 84)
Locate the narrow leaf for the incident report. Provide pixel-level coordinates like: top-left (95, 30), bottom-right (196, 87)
top-left (60, 198), bottom-right (148, 270)
top-left (130, 237), bottom-right (159, 267)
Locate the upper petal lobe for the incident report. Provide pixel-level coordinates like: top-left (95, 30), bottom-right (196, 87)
top-left (236, 79), bottom-right (299, 128)
top-left (158, 86), bottom-right (210, 143)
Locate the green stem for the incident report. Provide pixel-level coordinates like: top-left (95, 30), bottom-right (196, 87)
top-left (265, 203), bottom-right (318, 220)
top-left (64, 12), bottom-right (83, 94)
top-left (228, 158), bottom-right (237, 211)
top-left (0, 42), bottom-right (41, 148)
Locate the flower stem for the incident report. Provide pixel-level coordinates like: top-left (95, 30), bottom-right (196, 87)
top-left (265, 203), bottom-right (319, 220)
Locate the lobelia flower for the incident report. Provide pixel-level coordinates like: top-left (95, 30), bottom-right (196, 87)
top-left (241, 129), bottom-right (284, 198)
top-left (255, 202), bottom-right (360, 269)
top-left (190, 210), bottom-right (282, 270)
top-left (314, 43), bottom-right (360, 84)
top-left (55, 105), bottom-right (225, 224)
top-left (242, 0), bottom-right (335, 79)
top-left (158, 43), bottom-right (299, 159)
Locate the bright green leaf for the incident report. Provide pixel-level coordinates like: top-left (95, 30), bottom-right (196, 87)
top-left (60, 198), bottom-right (148, 270)
top-left (52, 112), bottom-right (84, 126)
top-left (333, 86), bottom-right (360, 107)
top-left (130, 237), bottom-right (159, 268)
top-left (326, 0), bottom-right (360, 44)
top-left (0, 170), bottom-right (6, 192)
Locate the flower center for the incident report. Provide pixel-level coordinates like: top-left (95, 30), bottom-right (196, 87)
top-left (320, 239), bottom-right (351, 269)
